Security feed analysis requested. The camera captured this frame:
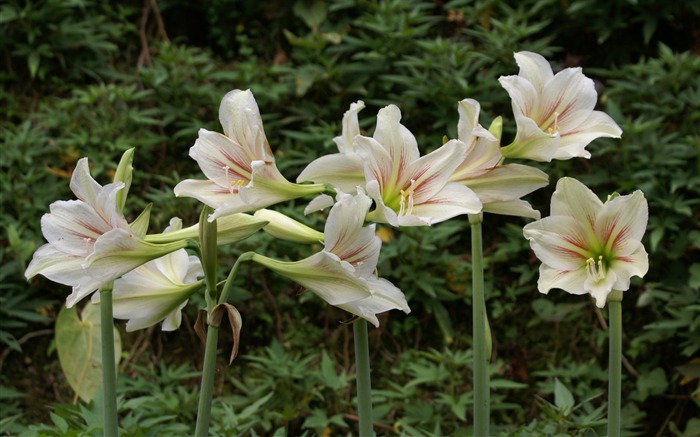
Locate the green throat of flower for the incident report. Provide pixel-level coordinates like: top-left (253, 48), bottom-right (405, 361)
top-left (386, 179), bottom-right (416, 217)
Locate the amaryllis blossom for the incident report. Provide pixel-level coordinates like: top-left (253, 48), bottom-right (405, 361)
top-left (100, 218), bottom-right (204, 331)
top-left (449, 98), bottom-right (548, 219)
top-left (499, 51), bottom-right (622, 162)
top-left (354, 105), bottom-right (482, 226)
top-left (251, 190), bottom-right (410, 327)
top-left (297, 101), bottom-right (367, 193)
top-left (523, 178), bottom-right (649, 307)
top-left (25, 158), bottom-right (186, 307)
top-left (174, 89), bottom-right (325, 221)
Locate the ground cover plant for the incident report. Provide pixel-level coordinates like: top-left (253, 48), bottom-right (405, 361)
top-left (1, 0), bottom-right (699, 436)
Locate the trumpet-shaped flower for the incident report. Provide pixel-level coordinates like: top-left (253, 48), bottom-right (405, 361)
top-left (25, 159), bottom-right (186, 307)
top-left (354, 105), bottom-right (482, 226)
top-left (297, 101), bottom-right (367, 193)
top-left (523, 178), bottom-right (649, 307)
top-left (174, 89), bottom-right (324, 221)
top-left (499, 51), bottom-right (622, 162)
top-left (449, 99), bottom-right (548, 219)
top-left (251, 190), bottom-right (410, 326)
top-left (100, 218), bottom-right (204, 331)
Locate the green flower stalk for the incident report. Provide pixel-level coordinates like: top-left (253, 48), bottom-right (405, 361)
top-left (470, 212), bottom-right (490, 436)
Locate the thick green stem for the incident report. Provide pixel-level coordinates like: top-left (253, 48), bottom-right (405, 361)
top-left (353, 318), bottom-right (374, 437)
top-left (99, 288), bottom-right (119, 436)
top-left (607, 293), bottom-right (623, 437)
top-left (194, 252), bottom-right (254, 436)
top-left (470, 214), bottom-right (489, 437)
top-left (195, 324), bottom-right (220, 437)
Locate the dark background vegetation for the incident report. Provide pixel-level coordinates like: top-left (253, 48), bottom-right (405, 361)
top-left (1, 0), bottom-right (698, 435)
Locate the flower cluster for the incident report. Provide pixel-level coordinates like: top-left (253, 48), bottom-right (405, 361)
top-left (26, 50), bottom-right (645, 334)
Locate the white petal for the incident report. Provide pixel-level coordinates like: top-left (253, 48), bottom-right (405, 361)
top-left (513, 51), bottom-right (554, 93)
top-left (296, 153), bottom-right (366, 192)
top-left (451, 137), bottom-right (501, 181)
top-left (173, 179), bottom-right (241, 212)
top-left (407, 182), bottom-right (482, 226)
top-left (523, 216), bottom-right (591, 270)
top-left (364, 180), bottom-right (399, 226)
top-left (69, 158), bottom-right (102, 205)
top-left (482, 199), bottom-right (540, 219)
top-left (596, 190), bottom-right (648, 256)
top-left (218, 89), bottom-right (274, 161)
top-left (334, 100), bottom-right (365, 153)
top-left (252, 252), bottom-right (371, 305)
top-left (585, 268), bottom-right (618, 308)
top-left (499, 75), bottom-right (539, 122)
top-left (610, 241), bottom-right (649, 291)
top-left (354, 136), bottom-right (394, 192)
top-left (535, 67), bottom-right (596, 130)
top-left (550, 177), bottom-right (603, 229)
top-left (304, 194), bottom-right (335, 215)
top-left (406, 140), bottom-right (468, 202)
top-left (337, 277), bottom-right (410, 327)
top-left (41, 200), bottom-right (109, 256)
top-left (25, 243), bottom-right (85, 283)
top-left (189, 129), bottom-right (253, 187)
top-left (537, 264), bottom-right (588, 296)
top-left (554, 111), bottom-right (623, 160)
top-left (373, 105), bottom-right (420, 168)
top-left (461, 164), bottom-right (548, 204)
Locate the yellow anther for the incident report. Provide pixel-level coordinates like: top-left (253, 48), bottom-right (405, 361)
top-left (586, 255), bottom-right (607, 282)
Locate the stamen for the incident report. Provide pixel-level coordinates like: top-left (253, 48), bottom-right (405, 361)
top-left (398, 179), bottom-right (416, 216)
top-left (230, 179), bottom-right (245, 194)
top-left (546, 112), bottom-right (561, 135)
top-left (586, 256), bottom-right (606, 281)
top-left (83, 237), bottom-right (92, 253)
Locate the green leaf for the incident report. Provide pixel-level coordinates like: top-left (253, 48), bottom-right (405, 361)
top-left (637, 367), bottom-right (668, 401)
top-left (55, 303), bottom-right (121, 403)
top-left (553, 378), bottom-right (575, 413)
top-left (27, 52), bottom-right (40, 78)
top-left (293, 0), bottom-right (327, 30)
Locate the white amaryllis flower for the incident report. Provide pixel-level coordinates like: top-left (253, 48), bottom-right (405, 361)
top-left (354, 105), bottom-right (482, 226)
top-left (297, 101), bottom-right (367, 193)
top-left (174, 89), bottom-right (325, 221)
top-left (100, 218), bottom-right (204, 331)
top-left (251, 190), bottom-right (410, 327)
top-left (25, 158), bottom-right (186, 307)
top-left (499, 51), bottom-right (622, 162)
top-left (523, 178), bottom-right (649, 307)
top-left (449, 98), bottom-right (548, 219)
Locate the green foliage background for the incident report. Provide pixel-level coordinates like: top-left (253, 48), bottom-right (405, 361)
top-left (1, 0), bottom-right (698, 435)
